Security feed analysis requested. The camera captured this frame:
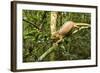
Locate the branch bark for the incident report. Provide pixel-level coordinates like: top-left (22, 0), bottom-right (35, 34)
top-left (38, 44), bottom-right (58, 61)
top-left (50, 12), bottom-right (57, 35)
top-left (50, 12), bottom-right (58, 60)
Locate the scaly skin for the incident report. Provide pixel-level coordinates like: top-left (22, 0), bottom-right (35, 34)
top-left (52, 21), bottom-right (78, 43)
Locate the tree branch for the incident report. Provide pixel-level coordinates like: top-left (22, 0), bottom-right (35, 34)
top-left (23, 19), bottom-right (40, 31)
top-left (38, 43), bottom-right (58, 61)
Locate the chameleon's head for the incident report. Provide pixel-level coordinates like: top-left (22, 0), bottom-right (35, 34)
top-left (51, 31), bottom-right (61, 40)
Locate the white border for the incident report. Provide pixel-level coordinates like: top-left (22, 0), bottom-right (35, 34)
top-left (17, 3), bottom-right (96, 69)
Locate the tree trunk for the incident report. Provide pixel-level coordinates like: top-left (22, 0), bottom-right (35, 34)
top-left (50, 12), bottom-right (57, 61)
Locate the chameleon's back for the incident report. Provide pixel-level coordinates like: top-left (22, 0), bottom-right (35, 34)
top-left (59, 21), bottom-right (75, 35)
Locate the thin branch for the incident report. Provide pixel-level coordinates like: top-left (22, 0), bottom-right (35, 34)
top-left (39, 12), bottom-right (47, 30)
top-left (72, 26), bottom-right (90, 34)
top-left (23, 19), bottom-right (40, 30)
top-left (38, 43), bottom-right (58, 61)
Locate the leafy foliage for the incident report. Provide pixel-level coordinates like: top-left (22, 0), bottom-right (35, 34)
top-left (23, 10), bottom-right (91, 62)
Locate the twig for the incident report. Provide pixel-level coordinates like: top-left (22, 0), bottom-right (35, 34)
top-left (72, 26), bottom-right (90, 34)
top-left (23, 19), bottom-right (40, 30)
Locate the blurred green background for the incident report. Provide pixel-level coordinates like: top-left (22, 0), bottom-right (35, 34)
top-left (23, 10), bottom-right (91, 62)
